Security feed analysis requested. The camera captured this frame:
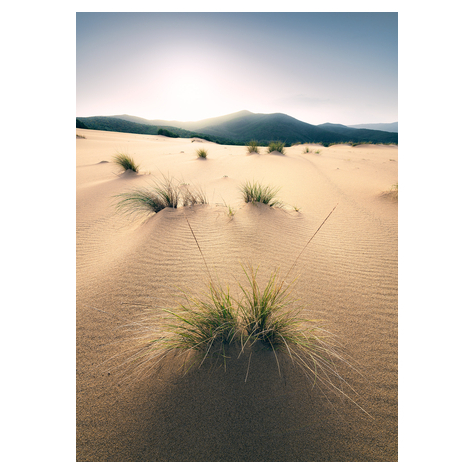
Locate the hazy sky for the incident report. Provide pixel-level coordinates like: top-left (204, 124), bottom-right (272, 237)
top-left (76, 12), bottom-right (397, 125)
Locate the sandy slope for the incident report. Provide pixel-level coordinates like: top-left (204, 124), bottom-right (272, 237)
top-left (76, 129), bottom-right (398, 461)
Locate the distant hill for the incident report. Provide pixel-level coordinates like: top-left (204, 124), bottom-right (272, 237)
top-left (349, 122), bottom-right (398, 133)
top-left (77, 111), bottom-right (398, 145)
top-left (76, 118), bottom-right (89, 129)
top-left (76, 116), bottom-right (242, 145)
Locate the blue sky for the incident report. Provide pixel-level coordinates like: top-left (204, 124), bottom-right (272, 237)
top-left (76, 12), bottom-right (397, 125)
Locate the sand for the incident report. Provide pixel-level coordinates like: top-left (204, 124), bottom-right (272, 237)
top-left (76, 129), bottom-right (398, 461)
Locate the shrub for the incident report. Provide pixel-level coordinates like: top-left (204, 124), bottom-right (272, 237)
top-left (113, 152), bottom-right (140, 173)
top-left (267, 142), bottom-right (285, 154)
top-left (246, 141), bottom-right (260, 154)
top-left (240, 181), bottom-right (282, 207)
top-left (196, 148), bottom-right (208, 159)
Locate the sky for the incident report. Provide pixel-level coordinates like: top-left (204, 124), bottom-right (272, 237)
top-left (76, 12), bottom-right (398, 126)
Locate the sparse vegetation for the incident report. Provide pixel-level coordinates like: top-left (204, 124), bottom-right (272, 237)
top-left (113, 152), bottom-right (140, 173)
top-left (119, 204), bottom-right (366, 410)
top-left (267, 142), bottom-right (286, 154)
top-left (115, 175), bottom-right (179, 216)
top-left (196, 148), bottom-right (208, 159)
top-left (115, 175), bottom-right (211, 216)
top-left (240, 181), bottom-right (282, 207)
top-left (181, 184), bottom-right (208, 206)
top-left (390, 183), bottom-right (398, 200)
top-left (303, 147), bottom-right (310, 153)
top-left (76, 134), bottom-right (86, 139)
top-left (246, 141), bottom-right (260, 154)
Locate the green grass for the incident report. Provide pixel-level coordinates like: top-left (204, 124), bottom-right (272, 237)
top-left (116, 204), bottom-right (370, 412)
top-left (237, 266), bottom-right (350, 390)
top-left (115, 175), bottom-right (179, 216)
top-left (240, 181), bottom-right (282, 207)
top-left (246, 141), bottom-right (260, 154)
top-left (123, 264), bottom-right (355, 399)
top-left (162, 282), bottom-right (240, 370)
top-left (303, 146), bottom-right (310, 154)
top-left (113, 152), bottom-right (140, 173)
top-left (196, 148), bottom-right (208, 159)
top-left (267, 142), bottom-right (285, 154)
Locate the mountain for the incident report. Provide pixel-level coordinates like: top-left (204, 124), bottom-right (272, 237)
top-left (77, 111), bottom-right (398, 145)
top-left (349, 122), bottom-right (398, 133)
top-left (76, 118), bottom-right (89, 129)
top-left (111, 110), bottom-right (254, 131)
top-left (76, 116), bottom-right (241, 145)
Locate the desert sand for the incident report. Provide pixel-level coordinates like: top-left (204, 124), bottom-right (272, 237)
top-left (76, 129), bottom-right (398, 461)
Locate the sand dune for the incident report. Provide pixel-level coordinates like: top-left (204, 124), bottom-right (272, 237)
top-left (76, 129), bottom-right (398, 461)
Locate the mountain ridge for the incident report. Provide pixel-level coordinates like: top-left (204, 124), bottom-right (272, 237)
top-left (77, 110), bottom-right (398, 145)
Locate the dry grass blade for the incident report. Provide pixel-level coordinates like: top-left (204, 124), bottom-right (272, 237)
top-left (181, 184), bottom-right (208, 206)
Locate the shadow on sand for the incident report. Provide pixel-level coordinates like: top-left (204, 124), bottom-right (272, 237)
top-left (106, 343), bottom-right (370, 462)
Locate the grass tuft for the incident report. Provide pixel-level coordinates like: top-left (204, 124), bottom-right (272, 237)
top-left (196, 148), bottom-right (208, 159)
top-left (113, 152), bottom-right (140, 173)
top-left (237, 266), bottom-right (349, 390)
top-left (246, 141), bottom-right (260, 154)
top-left (181, 184), bottom-right (208, 206)
top-left (240, 181), bottom-right (282, 207)
top-left (267, 142), bottom-right (286, 154)
top-left (115, 205), bottom-right (370, 413)
top-left (115, 175), bottom-right (179, 217)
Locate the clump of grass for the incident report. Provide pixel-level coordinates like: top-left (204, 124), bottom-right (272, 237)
top-left (76, 134), bottom-right (86, 139)
top-left (267, 142), bottom-right (286, 154)
top-left (181, 184), bottom-right (208, 206)
top-left (303, 146), bottom-right (310, 154)
top-left (163, 282), bottom-right (240, 370)
top-left (246, 141), bottom-right (260, 154)
top-left (240, 181), bottom-right (282, 207)
top-left (390, 183), bottom-right (398, 200)
top-left (115, 175), bottom-right (179, 217)
top-left (196, 148), bottom-right (208, 159)
top-left (117, 204), bottom-right (369, 411)
top-left (315, 150), bottom-right (321, 154)
top-left (237, 266), bottom-right (349, 389)
top-left (113, 152), bottom-right (140, 173)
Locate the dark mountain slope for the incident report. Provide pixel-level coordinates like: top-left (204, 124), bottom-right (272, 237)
top-left (77, 111), bottom-right (398, 145)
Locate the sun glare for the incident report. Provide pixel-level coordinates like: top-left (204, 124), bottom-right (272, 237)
top-left (155, 66), bottom-right (225, 121)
